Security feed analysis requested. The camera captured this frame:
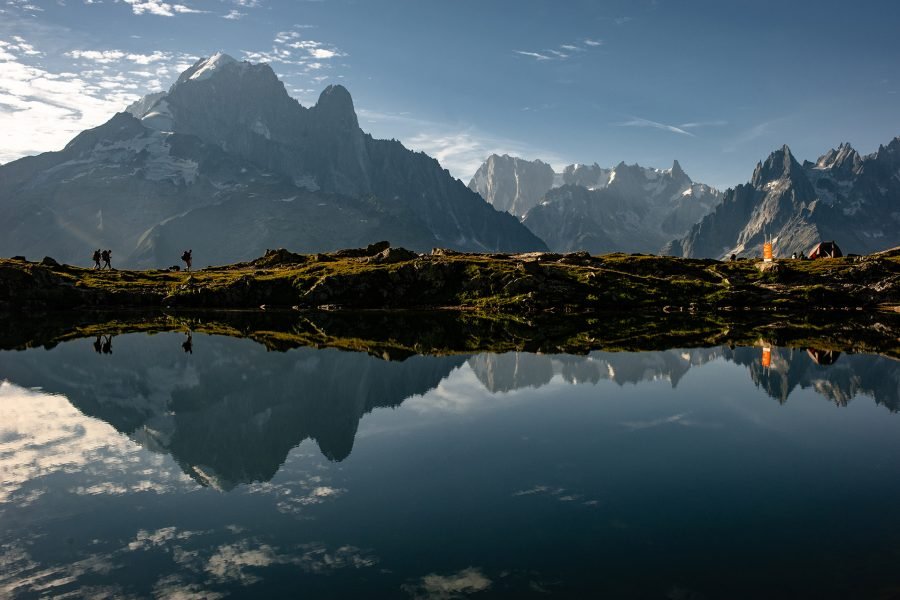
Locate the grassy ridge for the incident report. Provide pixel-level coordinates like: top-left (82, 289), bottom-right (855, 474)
top-left (1, 246), bottom-right (898, 314)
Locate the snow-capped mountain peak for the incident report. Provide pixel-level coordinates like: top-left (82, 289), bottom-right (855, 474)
top-left (188, 52), bottom-right (238, 81)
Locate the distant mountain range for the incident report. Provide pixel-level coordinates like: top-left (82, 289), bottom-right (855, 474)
top-left (1, 51), bottom-right (897, 264)
top-left (0, 53), bottom-right (544, 267)
top-left (470, 136), bottom-right (900, 259)
top-left (664, 139), bottom-right (900, 258)
top-left (469, 155), bottom-right (722, 254)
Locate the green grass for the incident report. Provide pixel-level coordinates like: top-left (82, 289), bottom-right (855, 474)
top-left (3, 251), bottom-right (898, 314)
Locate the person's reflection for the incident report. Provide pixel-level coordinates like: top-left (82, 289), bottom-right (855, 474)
top-left (101, 335), bottom-right (113, 355)
top-left (93, 335), bottom-right (102, 354)
top-left (182, 332), bottom-right (193, 354)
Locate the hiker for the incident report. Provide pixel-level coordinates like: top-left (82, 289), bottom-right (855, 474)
top-left (92, 249), bottom-right (102, 269)
top-left (729, 253), bottom-right (737, 261)
top-left (182, 332), bottom-right (193, 354)
top-left (181, 249), bottom-right (193, 272)
top-left (101, 335), bottom-right (113, 354)
top-left (791, 252), bottom-right (798, 260)
top-left (93, 335), bottom-right (102, 354)
top-left (101, 249), bottom-right (112, 270)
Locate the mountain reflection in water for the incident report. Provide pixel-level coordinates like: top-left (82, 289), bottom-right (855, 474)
top-left (3, 330), bottom-right (900, 599)
top-left (1, 332), bottom-right (897, 490)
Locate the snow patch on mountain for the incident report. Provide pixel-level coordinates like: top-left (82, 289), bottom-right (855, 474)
top-left (189, 52), bottom-right (239, 81)
top-left (141, 99), bottom-right (174, 132)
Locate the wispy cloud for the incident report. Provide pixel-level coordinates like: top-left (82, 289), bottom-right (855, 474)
top-left (680, 120), bottom-right (728, 129)
top-left (223, 10), bottom-right (245, 19)
top-left (243, 29), bottom-right (346, 67)
top-left (723, 117), bottom-right (787, 153)
top-left (618, 116), bottom-right (695, 137)
top-left (514, 50), bottom-right (551, 61)
top-left (514, 37), bottom-right (603, 62)
top-left (405, 128), bottom-right (565, 182)
top-left (66, 49), bottom-right (179, 64)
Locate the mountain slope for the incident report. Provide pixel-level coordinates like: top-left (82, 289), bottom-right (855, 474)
top-left (666, 138), bottom-right (900, 259)
top-left (0, 53), bottom-right (544, 267)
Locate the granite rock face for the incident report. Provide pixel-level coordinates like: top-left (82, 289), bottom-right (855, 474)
top-left (470, 155), bottom-right (721, 254)
top-left (666, 138), bottom-right (900, 259)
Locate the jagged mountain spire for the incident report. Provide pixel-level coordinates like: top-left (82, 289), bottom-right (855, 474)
top-left (667, 135), bottom-right (900, 260)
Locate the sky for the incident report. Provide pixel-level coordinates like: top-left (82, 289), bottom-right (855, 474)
top-left (0, 0), bottom-right (898, 190)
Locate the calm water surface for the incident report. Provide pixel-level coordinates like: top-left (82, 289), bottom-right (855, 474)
top-left (2, 332), bottom-right (900, 598)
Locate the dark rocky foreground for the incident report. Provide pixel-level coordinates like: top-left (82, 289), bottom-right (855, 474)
top-left (1, 243), bottom-right (899, 315)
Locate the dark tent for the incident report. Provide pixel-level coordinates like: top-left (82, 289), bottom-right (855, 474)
top-left (807, 348), bottom-right (841, 366)
top-left (807, 241), bottom-right (843, 259)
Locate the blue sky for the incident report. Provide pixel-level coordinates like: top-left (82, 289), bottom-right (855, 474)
top-left (0, 0), bottom-right (898, 190)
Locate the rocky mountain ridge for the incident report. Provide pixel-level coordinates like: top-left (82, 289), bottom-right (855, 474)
top-left (469, 154), bottom-right (722, 254)
top-left (0, 53), bottom-right (545, 268)
top-left (665, 137), bottom-right (900, 259)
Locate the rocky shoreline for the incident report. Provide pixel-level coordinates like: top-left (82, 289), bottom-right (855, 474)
top-left (1, 243), bottom-right (898, 314)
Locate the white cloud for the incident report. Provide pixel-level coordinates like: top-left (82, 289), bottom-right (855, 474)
top-left (400, 126), bottom-right (565, 182)
top-left (122, 0), bottom-right (205, 16)
top-left (515, 37), bottom-right (603, 62)
top-left (680, 120), bottom-right (728, 129)
top-left (223, 9), bottom-right (244, 19)
top-left (514, 50), bottom-right (551, 61)
top-left (309, 47), bottom-right (337, 59)
top-left (0, 39), bottom-right (195, 165)
top-left (618, 116), bottom-right (696, 137)
top-left (402, 567), bottom-right (492, 600)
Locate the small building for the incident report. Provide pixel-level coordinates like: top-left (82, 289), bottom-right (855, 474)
top-left (807, 241), bottom-right (843, 259)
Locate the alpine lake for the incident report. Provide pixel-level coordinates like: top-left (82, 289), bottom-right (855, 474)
top-left (2, 309), bottom-right (900, 599)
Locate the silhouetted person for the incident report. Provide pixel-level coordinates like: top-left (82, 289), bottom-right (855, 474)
top-left (729, 253), bottom-right (737, 261)
top-left (92, 249), bottom-right (101, 269)
top-left (101, 335), bottom-right (113, 354)
top-left (101, 249), bottom-right (112, 270)
top-left (181, 249), bottom-right (192, 271)
top-left (93, 335), bottom-right (102, 354)
top-left (182, 332), bottom-right (193, 354)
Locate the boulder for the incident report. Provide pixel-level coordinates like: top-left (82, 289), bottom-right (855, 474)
top-left (40, 256), bottom-right (60, 267)
top-left (333, 241), bottom-right (391, 258)
top-left (369, 247), bottom-right (418, 264)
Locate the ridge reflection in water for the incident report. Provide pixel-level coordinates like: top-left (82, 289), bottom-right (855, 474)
top-left (2, 332), bottom-right (900, 598)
